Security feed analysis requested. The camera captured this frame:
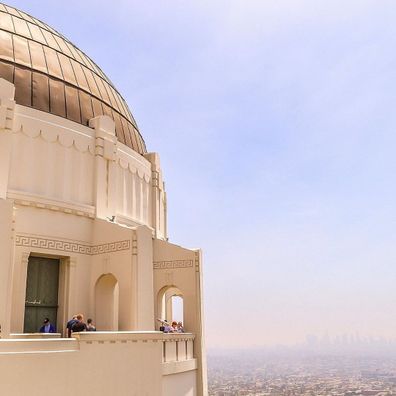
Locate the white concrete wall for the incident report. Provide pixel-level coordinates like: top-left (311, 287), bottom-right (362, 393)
top-left (6, 102), bottom-right (165, 237)
top-left (0, 336), bottom-right (162, 396)
top-left (0, 80), bottom-right (206, 395)
top-left (9, 106), bottom-right (95, 209)
top-left (163, 371), bottom-right (197, 396)
top-left (8, 205), bottom-right (156, 334)
top-left (153, 240), bottom-right (208, 396)
top-left (0, 332), bottom-right (197, 396)
top-left (116, 145), bottom-right (151, 226)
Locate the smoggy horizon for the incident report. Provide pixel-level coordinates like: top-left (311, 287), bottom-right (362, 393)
top-left (9, 0), bottom-right (396, 349)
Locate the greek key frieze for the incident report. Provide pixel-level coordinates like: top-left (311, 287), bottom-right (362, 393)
top-left (15, 235), bottom-right (130, 256)
top-left (153, 260), bottom-right (193, 269)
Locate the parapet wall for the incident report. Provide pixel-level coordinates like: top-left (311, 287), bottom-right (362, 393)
top-left (0, 332), bottom-right (197, 396)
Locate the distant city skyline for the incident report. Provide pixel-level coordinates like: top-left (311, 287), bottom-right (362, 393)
top-left (208, 333), bottom-right (396, 355)
top-left (208, 351), bottom-right (396, 395)
top-left (9, 0), bottom-right (396, 348)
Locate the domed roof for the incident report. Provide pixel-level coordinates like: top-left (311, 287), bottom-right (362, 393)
top-left (0, 3), bottom-right (146, 154)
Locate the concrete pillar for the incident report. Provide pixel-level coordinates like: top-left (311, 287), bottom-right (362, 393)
top-left (0, 79), bottom-right (16, 337)
top-left (165, 291), bottom-right (173, 322)
top-left (10, 250), bottom-right (29, 333)
top-left (0, 79), bottom-right (15, 199)
top-left (89, 115), bottom-right (117, 220)
top-left (144, 152), bottom-right (167, 240)
top-left (0, 200), bottom-right (15, 337)
top-left (131, 226), bottom-right (154, 330)
top-left (194, 250), bottom-right (208, 396)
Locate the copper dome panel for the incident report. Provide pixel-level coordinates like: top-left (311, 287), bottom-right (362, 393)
top-left (0, 2), bottom-right (146, 154)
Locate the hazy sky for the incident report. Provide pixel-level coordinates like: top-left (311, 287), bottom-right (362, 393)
top-left (8, 0), bottom-right (396, 348)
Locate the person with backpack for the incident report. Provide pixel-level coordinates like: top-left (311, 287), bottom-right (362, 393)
top-left (66, 315), bottom-right (78, 338)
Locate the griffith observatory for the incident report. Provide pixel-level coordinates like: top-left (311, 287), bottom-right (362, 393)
top-left (0, 2), bottom-right (207, 395)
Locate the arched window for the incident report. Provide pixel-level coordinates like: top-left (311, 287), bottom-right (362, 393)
top-left (157, 286), bottom-right (184, 329)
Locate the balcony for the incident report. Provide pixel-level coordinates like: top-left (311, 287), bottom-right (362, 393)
top-left (0, 332), bottom-right (197, 395)
top-left (74, 331), bottom-right (196, 375)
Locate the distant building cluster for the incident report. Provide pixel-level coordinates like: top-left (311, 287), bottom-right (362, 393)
top-left (208, 353), bottom-right (396, 395)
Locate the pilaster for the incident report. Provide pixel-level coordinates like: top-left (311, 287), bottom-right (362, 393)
top-left (0, 200), bottom-right (16, 337)
top-left (68, 257), bottom-right (77, 317)
top-left (0, 78), bottom-right (15, 199)
top-left (89, 115), bottom-right (117, 220)
top-left (131, 226), bottom-right (154, 330)
top-left (144, 152), bottom-right (167, 239)
top-left (194, 249), bottom-right (208, 396)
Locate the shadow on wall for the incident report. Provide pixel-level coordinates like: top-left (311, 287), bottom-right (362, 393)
top-left (95, 273), bottom-right (119, 331)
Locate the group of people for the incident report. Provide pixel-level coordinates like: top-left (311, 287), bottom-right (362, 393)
top-left (158, 319), bottom-right (185, 333)
top-left (66, 314), bottom-right (96, 337)
top-left (39, 314), bottom-right (96, 336)
top-left (40, 315), bottom-right (185, 335)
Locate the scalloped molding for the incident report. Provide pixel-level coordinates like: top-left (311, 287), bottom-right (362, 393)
top-left (117, 147), bottom-right (151, 182)
top-left (14, 107), bottom-right (95, 154)
top-left (13, 106), bottom-right (151, 182)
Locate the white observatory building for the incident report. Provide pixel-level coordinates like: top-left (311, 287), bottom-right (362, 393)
top-left (0, 3), bottom-right (207, 395)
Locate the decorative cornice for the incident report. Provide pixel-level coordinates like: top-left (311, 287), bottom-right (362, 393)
top-left (153, 260), bottom-right (193, 270)
top-left (8, 191), bottom-right (95, 219)
top-left (15, 234), bottom-right (130, 256)
top-left (117, 147), bottom-right (151, 182)
top-left (14, 109), bottom-right (95, 154)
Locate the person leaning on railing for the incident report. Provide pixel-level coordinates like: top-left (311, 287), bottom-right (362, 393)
top-left (171, 321), bottom-right (178, 332)
top-left (177, 322), bottom-right (185, 333)
top-left (71, 314), bottom-right (87, 333)
top-left (157, 318), bottom-right (173, 333)
top-left (66, 314), bottom-right (78, 338)
top-left (157, 318), bottom-right (186, 333)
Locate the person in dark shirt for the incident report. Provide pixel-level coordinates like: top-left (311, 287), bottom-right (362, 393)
top-left (66, 315), bottom-right (78, 338)
top-left (71, 314), bottom-right (87, 333)
top-left (39, 318), bottom-right (56, 333)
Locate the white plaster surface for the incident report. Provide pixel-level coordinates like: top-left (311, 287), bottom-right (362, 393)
top-left (0, 80), bottom-right (207, 395)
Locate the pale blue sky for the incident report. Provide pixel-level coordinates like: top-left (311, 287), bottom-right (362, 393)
top-left (8, 0), bottom-right (396, 347)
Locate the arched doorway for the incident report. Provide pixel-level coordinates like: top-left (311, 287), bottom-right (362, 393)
top-left (157, 286), bottom-right (184, 329)
top-left (95, 274), bottom-right (119, 331)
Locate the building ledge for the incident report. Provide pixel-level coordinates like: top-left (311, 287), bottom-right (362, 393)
top-left (73, 331), bottom-right (194, 343)
top-left (8, 333), bottom-right (61, 339)
top-left (162, 358), bottom-right (197, 376)
top-left (0, 338), bottom-right (79, 354)
top-left (0, 331), bottom-right (195, 364)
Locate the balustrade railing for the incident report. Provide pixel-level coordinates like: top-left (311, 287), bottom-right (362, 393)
top-left (1, 331), bottom-right (196, 367)
top-left (162, 333), bottom-right (194, 363)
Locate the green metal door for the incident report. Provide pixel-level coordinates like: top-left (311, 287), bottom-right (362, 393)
top-left (24, 256), bottom-right (60, 333)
